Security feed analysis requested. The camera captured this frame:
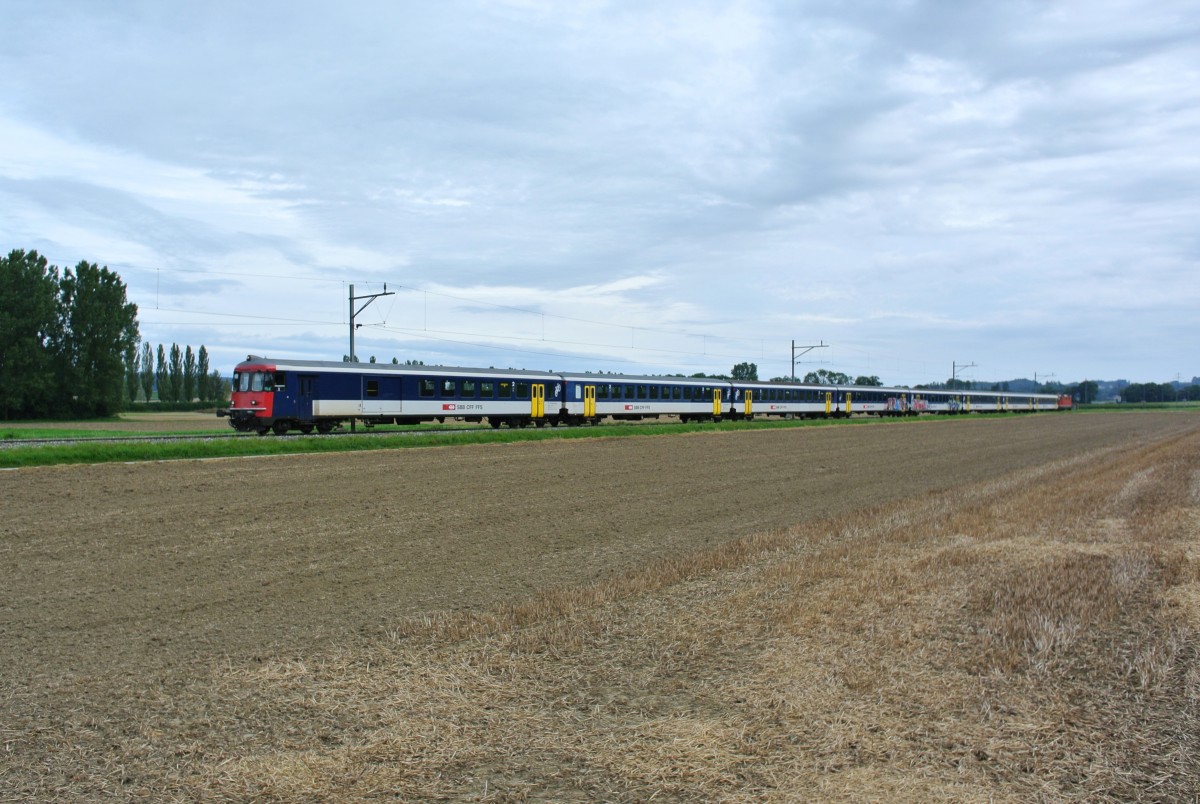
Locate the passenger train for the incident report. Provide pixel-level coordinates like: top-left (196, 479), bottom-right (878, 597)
top-left (219, 356), bottom-right (1071, 435)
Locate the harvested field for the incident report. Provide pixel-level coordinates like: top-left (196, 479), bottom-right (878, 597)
top-left (1, 410), bottom-right (231, 433)
top-left (2, 412), bottom-right (1198, 800)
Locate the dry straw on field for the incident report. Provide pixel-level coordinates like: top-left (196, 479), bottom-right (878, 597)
top-left (169, 430), bottom-right (1198, 801)
top-left (5, 424), bottom-right (1199, 801)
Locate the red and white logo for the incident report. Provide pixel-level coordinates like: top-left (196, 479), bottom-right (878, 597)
top-left (442, 403), bottom-right (456, 411)
top-left (624, 404), bottom-right (634, 410)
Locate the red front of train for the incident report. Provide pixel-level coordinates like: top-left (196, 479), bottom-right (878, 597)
top-left (218, 359), bottom-right (277, 432)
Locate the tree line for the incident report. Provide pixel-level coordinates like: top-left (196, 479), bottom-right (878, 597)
top-left (1, 249), bottom-right (139, 418)
top-left (1, 249), bottom-right (226, 419)
top-left (1121, 382), bottom-right (1200, 403)
top-left (126, 341), bottom-right (226, 405)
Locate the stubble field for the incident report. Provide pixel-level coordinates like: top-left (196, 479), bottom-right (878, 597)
top-left (2, 412), bottom-right (1198, 800)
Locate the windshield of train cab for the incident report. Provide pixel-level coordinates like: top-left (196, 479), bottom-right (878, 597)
top-left (234, 371), bottom-right (273, 392)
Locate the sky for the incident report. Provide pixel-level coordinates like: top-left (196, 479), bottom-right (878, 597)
top-left (2, 0), bottom-right (1197, 387)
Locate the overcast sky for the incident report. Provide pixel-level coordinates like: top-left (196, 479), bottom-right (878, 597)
top-left (2, 0), bottom-right (1197, 386)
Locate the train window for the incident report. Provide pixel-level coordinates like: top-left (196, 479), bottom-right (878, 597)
top-left (419, 379), bottom-right (435, 397)
top-left (637, 385), bottom-right (648, 400)
top-left (366, 380), bottom-right (379, 398)
top-left (273, 371), bottom-right (287, 389)
top-left (462, 379), bottom-right (477, 397)
top-left (499, 381), bottom-right (512, 398)
top-left (672, 386), bottom-right (682, 400)
top-left (441, 379), bottom-right (456, 397)
top-left (649, 385), bottom-right (659, 400)
top-left (480, 381), bottom-right (493, 398)
top-left (515, 382), bottom-right (529, 398)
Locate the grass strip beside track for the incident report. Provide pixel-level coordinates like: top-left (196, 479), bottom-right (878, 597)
top-left (0, 417), bottom-right (899, 468)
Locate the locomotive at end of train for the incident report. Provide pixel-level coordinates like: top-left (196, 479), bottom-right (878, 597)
top-left (217, 355), bottom-right (1070, 436)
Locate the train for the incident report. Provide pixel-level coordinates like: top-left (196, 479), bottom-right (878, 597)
top-left (218, 356), bottom-right (1072, 435)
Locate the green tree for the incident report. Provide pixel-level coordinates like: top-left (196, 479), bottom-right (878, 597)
top-left (207, 369), bottom-right (229, 402)
top-left (125, 340), bottom-right (141, 403)
top-left (168, 343), bottom-right (183, 402)
top-left (155, 344), bottom-right (168, 402)
top-left (57, 260), bottom-right (139, 416)
top-left (197, 346), bottom-right (211, 402)
top-left (139, 341), bottom-right (154, 403)
top-left (183, 345), bottom-right (196, 401)
top-left (804, 369), bottom-right (850, 385)
top-left (853, 375), bottom-right (882, 386)
top-left (0, 250), bottom-right (61, 418)
top-left (731, 362), bottom-right (758, 381)
top-left (1068, 380), bottom-right (1098, 404)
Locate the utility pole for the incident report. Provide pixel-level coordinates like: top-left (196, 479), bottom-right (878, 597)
top-left (349, 283), bottom-right (395, 365)
top-left (1034, 371), bottom-right (1055, 390)
top-left (952, 361), bottom-right (976, 388)
top-left (348, 283), bottom-right (395, 431)
top-left (791, 340), bottom-right (828, 381)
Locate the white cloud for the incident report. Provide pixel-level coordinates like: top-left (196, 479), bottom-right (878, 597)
top-left (1, 0), bottom-right (1197, 384)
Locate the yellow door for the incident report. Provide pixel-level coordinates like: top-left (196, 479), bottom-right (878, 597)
top-left (584, 385), bottom-right (595, 417)
top-left (713, 388), bottom-right (722, 416)
top-left (825, 391), bottom-right (832, 415)
top-left (745, 390), bottom-right (753, 416)
top-left (845, 391), bottom-right (852, 414)
top-left (532, 384), bottom-right (544, 418)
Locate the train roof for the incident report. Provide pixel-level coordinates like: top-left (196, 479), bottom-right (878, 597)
top-left (235, 357), bottom-right (560, 378)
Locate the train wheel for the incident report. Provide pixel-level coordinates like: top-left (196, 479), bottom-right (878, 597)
top-left (299, 425), bottom-right (314, 434)
top-left (272, 420), bottom-right (290, 435)
top-left (489, 418), bottom-right (502, 429)
top-left (317, 421), bottom-right (334, 434)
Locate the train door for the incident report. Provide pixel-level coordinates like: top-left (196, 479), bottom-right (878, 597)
top-left (712, 388), bottom-right (722, 417)
top-left (584, 385), bottom-right (596, 418)
top-left (845, 391), bottom-right (853, 415)
top-left (824, 391), bottom-right (832, 415)
top-left (531, 383), bottom-right (545, 418)
top-left (298, 374), bottom-right (317, 419)
top-left (745, 389), bottom-right (753, 416)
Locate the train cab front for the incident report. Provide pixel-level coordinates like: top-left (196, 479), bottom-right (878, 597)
top-left (218, 360), bottom-right (278, 433)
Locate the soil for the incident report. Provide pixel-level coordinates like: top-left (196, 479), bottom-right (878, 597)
top-left (2, 413), bottom-right (1183, 690)
top-left (2, 411), bottom-right (231, 432)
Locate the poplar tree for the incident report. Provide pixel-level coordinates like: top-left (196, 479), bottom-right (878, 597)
top-left (139, 341), bottom-right (154, 402)
top-left (197, 346), bottom-right (211, 402)
top-left (168, 343), bottom-right (183, 403)
top-left (155, 344), bottom-right (168, 402)
top-left (125, 341), bottom-right (141, 403)
top-left (183, 345), bottom-right (196, 402)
